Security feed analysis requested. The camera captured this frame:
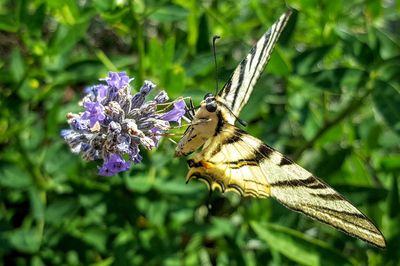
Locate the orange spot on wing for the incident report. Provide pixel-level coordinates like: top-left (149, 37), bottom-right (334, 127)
top-left (201, 161), bottom-right (214, 169)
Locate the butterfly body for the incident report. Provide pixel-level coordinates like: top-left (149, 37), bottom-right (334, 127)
top-left (175, 11), bottom-right (386, 248)
top-left (175, 95), bottom-right (229, 157)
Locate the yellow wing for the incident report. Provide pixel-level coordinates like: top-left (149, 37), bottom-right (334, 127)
top-left (186, 124), bottom-right (386, 248)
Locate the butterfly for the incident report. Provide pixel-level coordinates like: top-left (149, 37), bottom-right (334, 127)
top-left (175, 10), bottom-right (386, 248)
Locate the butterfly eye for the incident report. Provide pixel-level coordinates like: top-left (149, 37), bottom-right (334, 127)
top-left (203, 93), bottom-right (214, 100)
top-left (206, 101), bottom-right (217, 112)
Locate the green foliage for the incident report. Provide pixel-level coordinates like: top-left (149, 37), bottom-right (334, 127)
top-left (1, 0), bottom-right (399, 265)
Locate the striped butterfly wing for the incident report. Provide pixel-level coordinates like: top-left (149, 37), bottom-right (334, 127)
top-left (187, 124), bottom-right (386, 248)
top-left (217, 11), bottom-right (292, 124)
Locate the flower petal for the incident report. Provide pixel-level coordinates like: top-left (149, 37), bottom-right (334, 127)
top-left (155, 90), bottom-right (169, 103)
top-left (101, 71), bottom-right (133, 89)
top-left (161, 99), bottom-right (186, 124)
top-left (98, 154), bottom-right (130, 176)
top-left (81, 101), bottom-right (106, 127)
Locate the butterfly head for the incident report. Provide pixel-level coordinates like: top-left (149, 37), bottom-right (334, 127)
top-left (203, 93), bottom-right (218, 113)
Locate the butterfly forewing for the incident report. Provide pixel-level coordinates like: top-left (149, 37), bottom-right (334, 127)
top-left (186, 124), bottom-right (386, 248)
top-left (218, 11), bottom-right (292, 124)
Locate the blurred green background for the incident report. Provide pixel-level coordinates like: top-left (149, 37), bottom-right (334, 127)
top-left (1, 0), bottom-right (400, 265)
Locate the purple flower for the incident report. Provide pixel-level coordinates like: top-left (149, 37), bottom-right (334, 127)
top-left (85, 85), bottom-right (108, 101)
top-left (131, 80), bottom-right (156, 108)
top-left (140, 80), bottom-right (155, 94)
top-left (98, 154), bottom-right (131, 176)
top-left (161, 99), bottom-right (186, 125)
top-left (62, 72), bottom-right (189, 176)
top-left (155, 91), bottom-right (169, 103)
top-left (81, 101), bottom-right (106, 127)
top-left (60, 129), bottom-right (72, 139)
top-left (70, 118), bottom-right (89, 131)
top-left (102, 71), bottom-right (132, 89)
top-left (60, 129), bottom-right (88, 154)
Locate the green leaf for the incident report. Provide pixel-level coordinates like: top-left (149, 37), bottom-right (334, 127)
top-left (251, 222), bottom-right (353, 266)
top-left (10, 48), bottom-right (25, 83)
top-left (378, 129), bottom-right (400, 148)
top-left (207, 217), bottom-right (235, 238)
top-left (338, 30), bottom-right (377, 66)
top-left (388, 176), bottom-right (400, 218)
top-left (0, 14), bottom-right (19, 32)
top-left (303, 68), bottom-right (368, 93)
top-left (373, 27), bottom-right (400, 60)
top-left (313, 147), bottom-right (351, 178)
top-left (46, 0), bottom-right (81, 25)
top-left (377, 154), bottom-right (400, 172)
top-left (293, 45), bottom-right (333, 75)
top-left (377, 59), bottom-right (400, 84)
top-left (147, 201), bottom-right (167, 226)
top-left (0, 165), bottom-right (33, 189)
top-left (333, 185), bottom-right (387, 205)
top-left (358, 118), bottom-right (382, 150)
top-left (148, 5), bottom-right (189, 22)
top-left (79, 228), bottom-right (107, 252)
top-left (125, 175), bottom-right (153, 193)
top-left (8, 228), bottom-right (41, 253)
top-left (45, 198), bottom-right (79, 225)
top-left (48, 21), bottom-right (90, 58)
top-left (266, 47), bottom-right (292, 76)
top-left (154, 179), bottom-right (201, 195)
top-left (29, 188), bottom-right (45, 220)
top-left (373, 80), bottom-right (400, 135)
top-left (184, 53), bottom-right (213, 77)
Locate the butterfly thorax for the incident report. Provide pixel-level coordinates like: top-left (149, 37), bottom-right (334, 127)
top-left (175, 95), bottom-right (229, 157)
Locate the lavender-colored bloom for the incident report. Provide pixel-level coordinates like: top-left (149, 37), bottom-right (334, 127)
top-left (81, 101), bottom-right (106, 127)
top-left (61, 129), bottom-right (88, 154)
top-left (66, 113), bottom-right (89, 131)
top-left (98, 154), bottom-right (131, 176)
top-left (140, 80), bottom-right (155, 94)
top-left (155, 90), bottom-right (169, 103)
top-left (102, 71), bottom-right (132, 89)
top-left (60, 129), bottom-right (73, 139)
top-left (61, 71), bottom-right (188, 176)
top-left (161, 99), bottom-right (186, 125)
top-left (131, 80), bottom-right (155, 108)
top-left (71, 118), bottom-right (89, 131)
top-left (85, 85), bottom-right (108, 101)
top-left (131, 151), bottom-right (142, 164)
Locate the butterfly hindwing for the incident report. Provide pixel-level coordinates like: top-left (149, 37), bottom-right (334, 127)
top-left (186, 124), bottom-right (386, 248)
top-left (217, 11), bottom-right (292, 124)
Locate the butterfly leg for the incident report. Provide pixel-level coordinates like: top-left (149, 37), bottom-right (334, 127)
top-left (184, 97), bottom-right (196, 120)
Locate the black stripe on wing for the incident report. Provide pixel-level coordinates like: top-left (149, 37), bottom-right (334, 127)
top-left (217, 11), bottom-right (292, 123)
top-left (209, 126), bottom-right (244, 157)
top-left (270, 175), bottom-right (326, 189)
top-left (233, 29), bottom-right (272, 112)
top-left (230, 58), bottom-right (248, 109)
top-left (223, 143), bottom-right (274, 169)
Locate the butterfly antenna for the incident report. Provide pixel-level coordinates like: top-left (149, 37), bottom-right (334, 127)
top-left (168, 138), bottom-right (177, 144)
top-left (188, 97), bottom-right (196, 117)
top-left (212, 35), bottom-right (220, 95)
top-left (218, 101), bottom-right (248, 127)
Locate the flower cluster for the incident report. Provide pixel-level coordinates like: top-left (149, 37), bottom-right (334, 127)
top-left (61, 72), bottom-right (186, 176)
